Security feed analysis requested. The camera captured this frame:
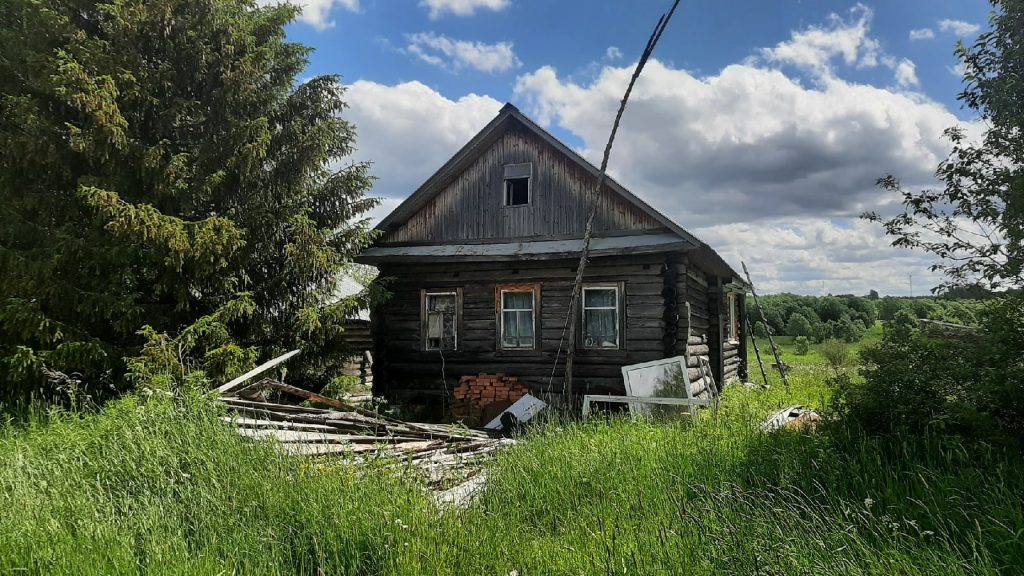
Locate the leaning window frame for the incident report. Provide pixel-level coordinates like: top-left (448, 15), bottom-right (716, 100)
top-left (495, 283), bottom-right (541, 351)
top-left (421, 288), bottom-right (462, 351)
top-left (502, 162), bottom-right (532, 207)
top-left (581, 283), bottom-right (624, 350)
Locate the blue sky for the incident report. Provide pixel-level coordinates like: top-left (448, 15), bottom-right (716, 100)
top-left (268, 0), bottom-right (994, 295)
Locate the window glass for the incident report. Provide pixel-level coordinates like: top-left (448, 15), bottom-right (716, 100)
top-left (501, 290), bottom-right (535, 348)
top-left (583, 287), bottom-right (619, 349)
top-left (425, 292), bottom-right (457, 350)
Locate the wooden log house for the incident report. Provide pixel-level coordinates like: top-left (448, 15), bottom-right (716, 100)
top-left (358, 103), bottom-right (747, 412)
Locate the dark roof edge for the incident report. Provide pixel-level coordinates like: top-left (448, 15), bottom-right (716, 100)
top-left (375, 105), bottom-right (513, 232)
top-left (374, 102), bottom-right (741, 279)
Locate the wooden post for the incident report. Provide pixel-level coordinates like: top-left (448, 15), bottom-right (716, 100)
top-left (745, 316), bottom-right (770, 387)
top-left (561, 0), bottom-right (681, 406)
top-left (741, 261), bottom-right (789, 389)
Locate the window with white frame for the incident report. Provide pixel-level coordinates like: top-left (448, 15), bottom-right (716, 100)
top-left (423, 290), bottom-right (458, 350)
top-left (499, 286), bottom-right (536, 349)
top-left (503, 163), bottom-right (531, 206)
top-left (582, 285), bottom-right (620, 349)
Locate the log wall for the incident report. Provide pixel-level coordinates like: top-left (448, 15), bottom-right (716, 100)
top-left (373, 253), bottom-right (672, 409)
top-left (371, 251), bottom-right (744, 414)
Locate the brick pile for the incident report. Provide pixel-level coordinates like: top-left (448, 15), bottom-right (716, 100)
top-left (451, 373), bottom-right (528, 426)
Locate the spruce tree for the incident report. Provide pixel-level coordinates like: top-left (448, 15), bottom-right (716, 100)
top-left (0, 0), bottom-right (377, 404)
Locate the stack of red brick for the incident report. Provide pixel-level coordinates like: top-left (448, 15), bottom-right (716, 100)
top-left (451, 373), bottom-right (528, 425)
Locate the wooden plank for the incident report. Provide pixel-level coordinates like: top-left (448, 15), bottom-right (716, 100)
top-left (217, 350), bottom-right (300, 394)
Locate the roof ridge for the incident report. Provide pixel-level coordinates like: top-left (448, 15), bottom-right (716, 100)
top-left (369, 104), bottom-right (741, 281)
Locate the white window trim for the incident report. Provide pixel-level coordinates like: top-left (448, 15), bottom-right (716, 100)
top-left (423, 290), bottom-right (459, 351)
top-left (499, 287), bottom-right (537, 350)
top-left (582, 284), bottom-right (621, 350)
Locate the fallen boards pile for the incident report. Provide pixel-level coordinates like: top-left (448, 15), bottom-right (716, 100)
top-left (219, 379), bottom-right (512, 488)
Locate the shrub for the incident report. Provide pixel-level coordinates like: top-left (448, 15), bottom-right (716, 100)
top-left (786, 313), bottom-right (813, 337)
top-left (753, 321), bottom-right (768, 337)
top-left (833, 317), bottom-right (864, 343)
top-left (889, 309), bottom-right (919, 340)
top-left (819, 339), bottom-right (849, 369)
top-left (793, 336), bottom-right (810, 355)
top-left (833, 296), bottom-right (1024, 445)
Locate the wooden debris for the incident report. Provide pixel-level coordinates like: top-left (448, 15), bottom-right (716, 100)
top-left (218, 376), bottom-right (512, 498)
top-left (217, 349), bottom-right (300, 394)
top-left (761, 405), bottom-right (822, 432)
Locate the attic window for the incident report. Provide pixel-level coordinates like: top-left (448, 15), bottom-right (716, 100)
top-left (503, 163), bottom-right (532, 206)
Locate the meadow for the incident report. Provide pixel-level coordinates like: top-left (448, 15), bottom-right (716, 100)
top-left (1, 334), bottom-right (1022, 575)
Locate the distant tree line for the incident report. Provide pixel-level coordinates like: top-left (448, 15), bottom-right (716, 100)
top-left (747, 293), bottom-right (987, 342)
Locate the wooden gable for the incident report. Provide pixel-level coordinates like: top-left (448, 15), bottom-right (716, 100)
top-left (379, 122), bottom-right (667, 245)
top-left (375, 104), bottom-right (701, 248)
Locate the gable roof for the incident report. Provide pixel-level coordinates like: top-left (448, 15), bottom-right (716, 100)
top-left (370, 103), bottom-right (743, 282)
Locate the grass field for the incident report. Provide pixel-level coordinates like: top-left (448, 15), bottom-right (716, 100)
top-left (2, 336), bottom-right (1022, 574)
top-left (746, 321), bottom-right (884, 373)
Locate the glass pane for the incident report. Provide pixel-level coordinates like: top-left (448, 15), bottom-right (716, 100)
top-left (503, 291), bottom-right (532, 311)
top-left (427, 313), bottom-right (442, 338)
top-left (441, 312), bottom-right (456, 349)
top-left (427, 294), bottom-right (455, 312)
top-left (584, 309), bottom-right (617, 348)
top-left (584, 288), bottom-right (616, 308)
top-left (503, 310), bottom-right (518, 346)
top-left (516, 311), bottom-right (534, 338)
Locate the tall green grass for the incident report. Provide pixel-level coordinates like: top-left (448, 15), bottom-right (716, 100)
top-left (2, 372), bottom-right (1022, 574)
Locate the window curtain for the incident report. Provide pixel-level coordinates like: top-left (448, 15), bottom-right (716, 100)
top-left (583, 288), bottom-right (617, 348)
top-left (502, 292), bottom-right (534, 348)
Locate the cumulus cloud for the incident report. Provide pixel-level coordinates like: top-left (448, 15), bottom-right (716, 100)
top-left (938, 19), bottom-right (981, 37)
top-left (405, 32), bottom-right (521, 73)
top-left (514, 59), bottom-right (962, 226)
top-left (759, 3), bottom-right (881, 77)
top-left (344, 80), bottom-right (502, 203)
top-left (696, 219), bottom-right (944, 295)
top-left (606, 46), bottom-right (623, 60)
top-left (419, 0), bottom-right (509, 19)
top-left (511, 13), bottom-right (979, 294)
top-left (343, 10), bottom-right (979, 294)
top-left (909, 27), bottom-right (935, 40)
top-left (894, 58), bottom-right (919, 88)
top-left (256, 0), bottom-right (358, 30)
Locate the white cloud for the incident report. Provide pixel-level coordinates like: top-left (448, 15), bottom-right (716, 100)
top-left (511, 55), bottom-right (980, 293)
top-left (342, 10), bottom-right (983, 295)
top-left (405, 32), bottom-right (521, 73)
top-left (759, 3), bottom-right (880, 77)
top-left (344, 80), bottom-right (502, 208)
top-left (894, 58), bottom-right (919, 88)
top-left (515, 60), bottom-right (960, 221)
top-left (256, 0), bottom-right (358, 30)
top-left (938, 19), bottom-right (981, 37)
top-left (909, 28), bottom-right (935, 40)
top-left (419, 0), bottom-right (509, 19)
top-left (948, 62), bottom-right (968, 78)
top-left (697, 219), bottom-right (944, 295)
top-left (606, 46), bottom-right (623, 60)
